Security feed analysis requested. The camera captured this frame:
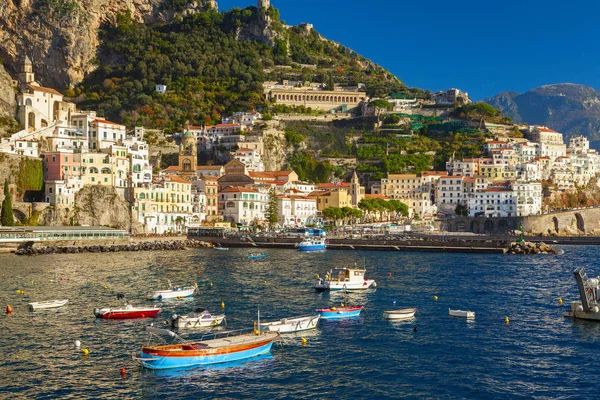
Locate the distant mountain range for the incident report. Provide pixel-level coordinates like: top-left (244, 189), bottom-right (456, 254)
top-left (484, 83), bottom-right (600, 146)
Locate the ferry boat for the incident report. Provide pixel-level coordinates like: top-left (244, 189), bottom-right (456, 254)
top-left (314, 266), bottom-right (377, 291)
top-left (564, 267), bottom-right (600, 321)
top-left (296, 237), bottom-right (326, 252)
top-left (135, 327), bottom-right (278, 370)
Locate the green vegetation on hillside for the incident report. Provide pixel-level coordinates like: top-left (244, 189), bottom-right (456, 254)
top-left (75, 5), bottom-right (416, 133)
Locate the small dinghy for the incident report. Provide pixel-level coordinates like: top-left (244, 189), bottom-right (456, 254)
top-left (383, 308), bottom-right (416, 320)
top-left (146, 281), bottom-right (197, 301)
top-left (248, 253), bottom-right (267, 259)
top-left (258, 315), bottom-right (320, 333)
top-left (449, 308), bottom-right (475, 319)
top-left (29, 299), bottom-right (69, 310)
top-left (171, 308), bottom-right (226, 329)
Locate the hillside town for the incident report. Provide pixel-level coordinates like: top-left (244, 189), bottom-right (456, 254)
top-left (0, 56), bottom-right (599, 235)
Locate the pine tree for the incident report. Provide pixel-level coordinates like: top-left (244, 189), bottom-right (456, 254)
top-left (1, 180), bottom-right (14, 226)
top-left (266, 187), bottom-right (279, 230)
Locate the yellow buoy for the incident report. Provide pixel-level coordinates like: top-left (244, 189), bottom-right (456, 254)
top-left (433, 296), bottom-right (438, 301)
top-left (15, 289), bottom-right (20, 294)
top-left (82, 348), bottom-right (89, 356)
top-left (341, 303), bottom-right (345, 307)
top-left (210, 282), bottom-right (213, 287)
top-left (50, 279), bottom-right (54, 283)
top-left (104, 286), bottom-right (108, 290)
top-left (331, 307), bottom-right (337, 311)
top-left (301, 337), bottom-right (307, 346)
top-left (264, 280), bottom-right (267, 284)
top-left (221, 301), bottom-right (225, 308)
top-left (505, 316), bottom-right (510, 324)
top-left (558, 298), bottom-right (563, 305)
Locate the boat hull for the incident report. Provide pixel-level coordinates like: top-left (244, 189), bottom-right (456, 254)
top-left (95, 308), bottom-right (161, 319)
top-left (298, 244), bottom-right (326, 252)
top-left (564, 301), bottom-right (600, 321)
top-left (315, 279), bottom-right (376, 291)
top-left (259, 315), bottom-right (320, 333)
top-left (383, 308), bottom-right (416, 320)
top-left (448, 309), bottom-right (475, 319)
top-left (146, 287), bottom-right (195, 300)
top-left (172, 315), bottom-right (226, 329)
top-left (316, 306), bottom-right (363, 319)
top-left (29, 300), bottom-right (69, 310)
top-left (248, 254), bottom-right (267, 259)
top-left (139, 334), bottom-right (277, 370)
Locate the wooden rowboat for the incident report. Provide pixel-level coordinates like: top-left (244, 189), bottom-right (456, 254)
top-left (449, 308), bottom-right (475, 319)
top-left (29, 299), bottom-right (69, 310)
top-left (383, 308), bottom-right (416, 320)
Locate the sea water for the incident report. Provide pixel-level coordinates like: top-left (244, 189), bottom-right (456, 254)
top-left (0, 246), bottom-right (598, 399)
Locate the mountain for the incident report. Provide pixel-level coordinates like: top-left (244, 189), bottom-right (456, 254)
top-left (485, 84), bottom-right (600, 144)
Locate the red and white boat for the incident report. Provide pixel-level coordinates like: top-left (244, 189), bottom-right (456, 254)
top-left (94, 303), bottom-right (161, 320)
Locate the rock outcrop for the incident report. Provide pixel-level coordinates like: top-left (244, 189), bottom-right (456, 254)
top-left (0, 0), bottom-right (218, 90)
top-left (506, 241), bottom-right (559, 255)
top-left (0, 63), bottom-right (17, 136)
top-left (40, 185), bottom-right (143, 232)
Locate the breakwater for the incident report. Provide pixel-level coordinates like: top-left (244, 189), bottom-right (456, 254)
top-left (15, 239), bottom-right (213, 256)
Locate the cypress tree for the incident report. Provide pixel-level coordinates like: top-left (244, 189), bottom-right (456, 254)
top-left (266, 187), bottom-right (279, 231)
top-left (1, 180), bottom-right (14, 226)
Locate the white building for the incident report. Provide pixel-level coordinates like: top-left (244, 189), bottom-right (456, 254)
top-left (90, 119), bottom-right (126, 150)
top-left (232, 147), bottom-right (264, 172)
top-left (468, 187), bottom-right (515, 218)
top-left (277, 195), bottom-right (318, 227)
top-left (513, 181), bottom-right (542, 216)
top-left (435, 176), bottom-right (466, 209)
top-left (14, 139), bottom-right (39, 157)
top-left (222, 112), bottom-right (262, 128)
top-left (155, 84), bottom-right (167, 94)
top-left (219, 186), bottom-right (268, 225)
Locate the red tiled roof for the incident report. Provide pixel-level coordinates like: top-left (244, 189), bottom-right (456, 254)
top-left (317, 182), bottom-right (351, 189)
top-left (220, 186), bottom-right (258, 193)
top-left (187, 125), bottom-right (203, 130)
top-left (28, 84), bottom-right (62, 96)
top-left (164, 166), bottom-right (180, 171)
top-left (420, 171), bottom-right (448, 176)
top-left (486, 140), bottom-right (508, 144)
top-left (535, 126), bottom-right (558, 133)
top-left (439, 176), bottom-right (464, 179)
top-left (166, 176), bottom-right (191, 184)
top-left (197, 165), bottom-right (223, 170)
top-left (366, 194), bottom-right (389, 200)
top-left (93, 119), bottom-right (125, 127)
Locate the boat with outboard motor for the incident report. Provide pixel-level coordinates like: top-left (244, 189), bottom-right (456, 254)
top-left (248, 253), bottom-right (267, 259)
top-left (134, 326), bottom-right (279, 369)
top-left (95, 294), bottom-right (161, 319)
top-left (316, 288), bottom-right (364, 319)
top-left (170, 308), bottom-right (226, 329)
top-left (565, 267), bottom-right (600, 321)
top-left (296, 237), bottom-right (326, 252)
top-left (449, 309), bottom-right (475, 319)
top-left (146, 280), bottom-right (197, 300)
top-left (315, 265), bottom-right (376, 291)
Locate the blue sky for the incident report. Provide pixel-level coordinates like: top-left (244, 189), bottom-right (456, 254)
top-left (217, 0), bottom-right (600, 100)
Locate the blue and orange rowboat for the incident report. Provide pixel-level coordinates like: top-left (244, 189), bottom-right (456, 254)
top-left (136, 329), bottom-right (279, 370)
top-left (316, 305), bottom-right (364, 319)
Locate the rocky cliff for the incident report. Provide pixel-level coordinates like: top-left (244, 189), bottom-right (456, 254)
top-left (0, 63), bottom-right (17, 136)
top-left (485, 84), bottom-right (600, 145)
top-left (0, 0), bottom-right (217, 90)
top-left (40, 185), bottom-right (143, 232)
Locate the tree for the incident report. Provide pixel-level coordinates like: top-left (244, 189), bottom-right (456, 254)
top-left (322, 207), bottom-right (344, 225)
top-left (1, 180), bottom-right (14, 226)
top-left (265, 187), bottom-right (279, 230)
top-left (369, 99), bottom-right (393, 121)
top-left (455, 204), bottom-right (468, 217)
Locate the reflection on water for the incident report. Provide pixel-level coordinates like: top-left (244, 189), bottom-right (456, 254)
top-left (0, 246), bottom-right (599, 398)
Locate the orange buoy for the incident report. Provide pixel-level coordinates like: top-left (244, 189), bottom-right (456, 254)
top-left (121, 366), bottom-right (126, 378)
top-left (6, 304), bottom-right (13, 314)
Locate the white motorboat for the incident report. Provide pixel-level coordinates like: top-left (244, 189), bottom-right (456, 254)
top-left (449, 309), bottom-right (475, 319)
top-left (383, 308), bottom-right (416, 320)
top-left (315, 265), bottom-right (377, 291)
top-left (146, 280), bottom-right (197, 300)
top-left (258, 315), bottom-right (320, 333)
top-left (214, 246), bottom-right (229, 251)
top-left (564, 267), bottom-right (600, 321)
top-left (171, 308), bottom-right (226, 329)
top-left (29, 299), bottom-right (69, 310)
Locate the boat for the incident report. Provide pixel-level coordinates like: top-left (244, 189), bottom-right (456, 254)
top-left (564, 267), bottom-right (600, 321)
top-left (383, 308), bottom-right (416, 320)
top-left (134, 327), bottom-right (279, 370)
top-left (95, 295), bottom-right (161, 319)
top-left (248, 253), bottom-right (267, 259)
top-left (146, 280), bottom-right (197, 300)
top-left (170, 308), bottom-right (226, 329)
top-left (296, 237), bottom-right (326, 252)
top-left (449, 309), bottom-right (475, 319)
top-left (214, 246), bottom-right (229, 251)
top-left (315, 265), bottom-right (377, 291)
top-left (316, 289), bottom-right (364, 319)
top-left (29, 299), bottom-right (69, 310)
top-left (258, 315), bottom-right (320, 333)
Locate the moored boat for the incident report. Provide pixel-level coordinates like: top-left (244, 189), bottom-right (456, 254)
top-left (258, 315), bottom-right (320, 333)
top-left (171, 308), bottom-right (226, 329)
top-left (564, 267), bottom-right (600, 321)
top-left (315, 266), bottom-right (376, 291)
top-left (135, 327), bottom-right (279, 370)
top-left (214, 246), bottom-right (229, 251)
top-left (146, 281), bottom-right (197, 300)
top-left (29, 299), bottom-right (69, 310)
top-left (449, 309), bottom-right (475, 319)
top-left (296, 237), bottom-right (326, 252)
top-left (316, 305), bottom-right (364, 319)
top-left (94, 301), bottom-right (161, 320)
top-left (248, 253), bottom-right (267, 259)
top-left (383, 308), bottom-right (416, 320)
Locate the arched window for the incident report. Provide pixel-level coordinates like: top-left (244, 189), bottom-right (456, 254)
top-left (132, 164), bottom-right (141, 172)
top-left (182, 159), bottom-right (191, 171)
top-left (243, 202), bottom-right (248, 208)
top-left (226, 201), bottom-right (235, 208)
top-left (250, 203), bottom-right (254, 209)
top-left (101, 168), bottom-right (111, 174)
top-left (89, 167), bottom-right (99, 174)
